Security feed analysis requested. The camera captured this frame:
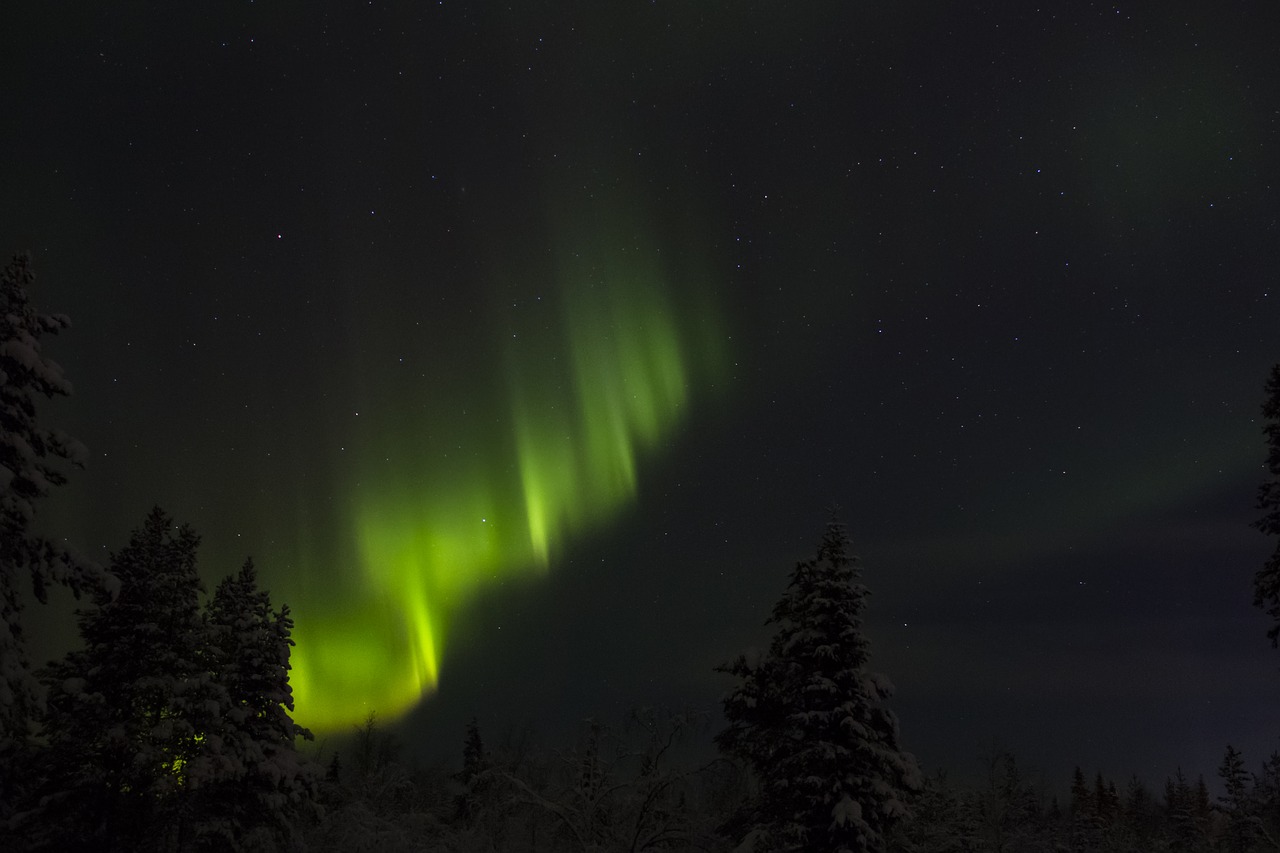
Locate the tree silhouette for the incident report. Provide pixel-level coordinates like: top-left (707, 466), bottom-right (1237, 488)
top-left (717, 518), bottom-right (920, 852)
top-left (29, 511), bottom-right (316, 850)
top-left (1254, 364), bottom-right (1280, 646)
top-left (37, 508), bottom-right (209, 851)
top-left (0, 254), bottom-right (108, 808)
top-left (188, 558), bottom-right (316, 849)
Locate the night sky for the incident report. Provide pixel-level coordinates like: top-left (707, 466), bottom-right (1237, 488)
top-left (6, 2), bottom-right (1279, 787)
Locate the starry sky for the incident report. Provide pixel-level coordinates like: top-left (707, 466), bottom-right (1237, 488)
top-left (5, 1), bottom-right (1280, 786)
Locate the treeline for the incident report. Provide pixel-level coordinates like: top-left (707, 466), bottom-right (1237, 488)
top-left (6, 253), bottom-right (1280, 853)
top-left (900, 746), bottom-right (1280, 853)
top-left (297, 714), bottom-right (1280, 853)
top-left (301, 708), bottom-right (741, 852)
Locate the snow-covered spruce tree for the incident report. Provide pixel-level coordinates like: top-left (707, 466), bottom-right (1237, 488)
top-left (1217, 744), bottom-right (1255, 853)
top-left (35, 508), bottom-right (214, 852)
top-left (0, 253), bottom-right (107, 793)
top-left (1254, 363), bottom-right (1280, 647)
top-left (187, 558), bottom-right (316, 849)
top-left (716, 519), bottom-right (921, 853)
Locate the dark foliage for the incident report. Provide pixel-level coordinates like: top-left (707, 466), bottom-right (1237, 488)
top-left (717, 519), bottom-right (921, 852)
top-left (19, 510), bottom-right (316, 852)
top-left (0, 254), bottom-right (108, 817)
top-left (34, 508), bottom-right (209, 851)
top-left (1254, 364), bottom-right (1280, 646)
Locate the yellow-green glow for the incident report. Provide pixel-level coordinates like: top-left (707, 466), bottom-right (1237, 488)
top-left (287, 201), bottom-right (725, 733)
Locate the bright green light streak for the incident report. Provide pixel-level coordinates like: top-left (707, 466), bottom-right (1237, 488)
top-left (289, 209), bottom-right (724, 733)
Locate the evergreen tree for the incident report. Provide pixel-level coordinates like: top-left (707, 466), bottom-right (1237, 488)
top-left (36, 508), bottom-right (210, 851)
top-left (1069, 766), bottom-right (1092, 818)
top-left (896, 771), bottom-right (977, 853)
top-left (1094, 771), bottom-right (1119, 826)
top-left (0, 254), bottom-right (108, 804)
top-left (460, 717), bottom-right (487, 783)
top-left (1164, 768), bottom-right (1213, 851)
top-left (1121, 774), bottom-right (1158, 848)
top-left (1069, 767), bottom-right (1098, 851)
top-left (187, 558), bottom-right (316, 849)
top-left (454, 716), bottom-right (489, 824)
top-left (1253, 751), bottom-right (1280, 848)
top-left (1255, 364), bottom-right (1280, 646)
top-left (1217, 744), bottom-right (1254, 853)
top-left (1192, 774), bottom-right (1212, 836)
top-left (29, 513), bottom-right (317, 850)
top-left (973, 747), bottom-right (1041, 853)
top-left (716, 518), bottom-right (921, 852)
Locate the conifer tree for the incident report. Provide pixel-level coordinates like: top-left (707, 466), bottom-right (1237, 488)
top-left (1121, 774), bottom-right (1157, 848)
top-left (36, 508), bottom-right (210, 851)
top-left (29, 514), bottom-right (317, 850)
top-left (897, 771), bottom-right (975, 853)
top-left (206, 561), bottom-right (308, 740)
top-left (1253, 751), bottom-right (1280, 847)
top-left (0, 254), bottom-right (108, 797)
top-left (717, 518), bottom-right (920, 852)
top-left (973, 747), bottom-right (1040, 853)
top-left (1254, 364), bottom-right (1280, 646)
top-left (1094, 772), bottom-right (1117, 826)
top-left (1218, 744), bottom-right (1254, 853)
top-left (1165, 768), bottom-right (1193, 843)
top-left (1069, 767), bottom-right (1091, 818)
top-left (1192, 775), bottom-right (1213, 839)
top-left (454, 716), bottom-right (490, 824)
top-left (1069, 767), bottom-right (1099, 850)
top-left (188, 558), bottom-right (316, 849)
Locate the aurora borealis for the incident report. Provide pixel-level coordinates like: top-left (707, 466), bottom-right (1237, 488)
top-left (288, 195), bottom-right (726, 730)
top-left (6, 1), bottom-right (1280, 784)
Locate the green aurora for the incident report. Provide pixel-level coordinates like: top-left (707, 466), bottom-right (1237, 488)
top-left (286, 203), bottom-right (726, 732)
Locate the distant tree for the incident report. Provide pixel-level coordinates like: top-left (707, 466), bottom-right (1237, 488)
top-left (895, 770), bottom-right (976, 853)
top-left (304, 712), bottom-right (428, 853)
top-left (1069, 766), bottom-right (1100, 851)
top-left (1164, 768), bottom-right (1214, 851)
top-left (351, 710), bottom-right (402, 780)
top-left (1069, 767), bottom-right (1092, 818)
top-left (1165, 770), bottom-right (1189, 840)
top-left (1255, 363), bottom-right (1280, 646)
top-left (1192, 774), bottom-right (1212, 835)
top-left (461, 717), bottom-right (487, 777)
top-left (1094, 771), bottom-right (1120, 830)
top-left (0, 253), bottom-right (108, 806)
top-left (1252, 751), bottom-right (1280, 849)
top-left (35, 508), bottom-right (210, 851)
top-left (1121, 774), bottom-right (1159, 848)
top-left (454, 716), bottom-right (490, 824)
top-left (973, 746), bottom-right (1043, 853)
top-left (620, 706), bottom-right (726, 850)
top-left (563, 718), bottom-right (610, 849)
top-left (716, 518), bottom-right (921, 852)
top-left (493, 710), bottom-right (723, 853)
top-left (1217, 744), bottom-right (1254, 853)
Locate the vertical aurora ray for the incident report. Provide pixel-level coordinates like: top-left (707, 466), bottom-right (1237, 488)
top-left (287, 201), bottom-right (725, 732)
top-left (510, 234), bottom-right (692, 564)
